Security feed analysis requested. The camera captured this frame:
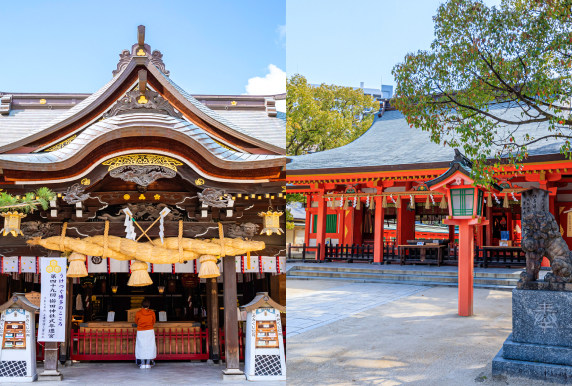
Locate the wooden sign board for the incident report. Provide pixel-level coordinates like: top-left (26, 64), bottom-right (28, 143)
top-left (24, 292), bottom-right (41, 308)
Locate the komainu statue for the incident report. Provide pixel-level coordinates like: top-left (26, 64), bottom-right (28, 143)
top-left (520, 188), bottom-right (572, 283)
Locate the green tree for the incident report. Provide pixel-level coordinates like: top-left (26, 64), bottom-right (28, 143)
top-left (392, 0), bottom-right (572, 185)
top-left (286, 193), bottom-right (305, 230)
top-left (287, 74), bottom-right (379, 156)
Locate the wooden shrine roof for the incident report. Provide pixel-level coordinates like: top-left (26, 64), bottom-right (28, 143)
top-left (0, 59), bottom-right (285, 155)
top-left (0, 112), bottom-right (285, 173)
top-left (287, 105), bottom-right (569, 174)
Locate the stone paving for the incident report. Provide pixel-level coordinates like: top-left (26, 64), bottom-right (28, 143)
top-left (286, 280), bottom-right (427, 338)
top-left (6, 362), bottom-right (286, 386)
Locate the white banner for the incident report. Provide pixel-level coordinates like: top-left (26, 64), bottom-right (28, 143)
top-left (38, 257), bottom-right (67, 342)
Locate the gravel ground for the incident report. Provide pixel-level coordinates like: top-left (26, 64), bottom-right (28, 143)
top-left (286, 279), bottom-right (557, 386)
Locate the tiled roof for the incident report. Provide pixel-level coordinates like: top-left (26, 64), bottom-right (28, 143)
top-left (287, 107), bottom-right (564, 171)
top-left (0, 109), bottom-right (66, 147)
top-left (0, 113), bottom-right (284, 169)
top-left (215, 110), bottom-right (286, 149)
top-left (155, 68), bottom-right (285, 152)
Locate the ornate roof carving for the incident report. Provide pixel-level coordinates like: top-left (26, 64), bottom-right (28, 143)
top-left (112, 44), bottom-right (169, 77)
top-left (103, 89), bottom-right (182, 119)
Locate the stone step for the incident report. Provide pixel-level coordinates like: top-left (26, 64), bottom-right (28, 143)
top-left (288, 265), bottom-right (523, 279)
top-left (287, 275), bottom-right (516, 291)
top-left (288, 269), bottom-right (519, 287)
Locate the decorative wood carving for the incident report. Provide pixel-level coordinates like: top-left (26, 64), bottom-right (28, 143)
top-left (63, 183), bottom-right (90, 204)
top-left (97, 203), bottom-right (184, 222)
top-left (20, 221), bottom-right (58, 240)
top-left (226, 222), bottom-right (258, 240)
top-left (102, 90), bottom-right (181, 119)
top-left (198, 188), bottom-right (231, 208)
top-left (110, 165), bottom-right (176, 186)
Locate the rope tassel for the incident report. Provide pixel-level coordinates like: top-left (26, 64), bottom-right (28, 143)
top-left (382, 196), bottom-right (387, 208)
top-left (439, 195), bottom-right (447, 209)
top-left (356, 198), bottom-right (361, 210)
top-left (371, 195), bottom-right (376, 210)
top-left (396, 197), bottom-right (401, 208)
top-left (503, 193), bottom-right (509, 208)
top-left (487, 194), bottom-right (493, 207)
top-left (343, 198), bottom-right (349, 210)
top-left (425, 195), bottom-right (431, 210)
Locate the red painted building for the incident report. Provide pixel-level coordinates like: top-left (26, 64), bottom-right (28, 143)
top-left (287, 102), bottom-right (570, 265)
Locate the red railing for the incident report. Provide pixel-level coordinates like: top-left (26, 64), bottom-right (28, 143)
top-left (70, 328), bottom-right (209, 361)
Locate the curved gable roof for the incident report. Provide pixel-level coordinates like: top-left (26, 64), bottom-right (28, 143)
top-left (0, 57), bottom-right (285, 155)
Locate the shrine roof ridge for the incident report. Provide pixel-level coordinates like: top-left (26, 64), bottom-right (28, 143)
top-left (287, 106), bottom-right (566, 172)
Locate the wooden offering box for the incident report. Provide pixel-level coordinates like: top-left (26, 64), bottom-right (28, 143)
top-left (2, 321), bottom-right (26, 349)
top-left (255, 320), bottom-right (279, 348)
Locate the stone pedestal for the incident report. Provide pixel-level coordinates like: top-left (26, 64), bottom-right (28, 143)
top-left (492, 285), bottom-right (572, 383)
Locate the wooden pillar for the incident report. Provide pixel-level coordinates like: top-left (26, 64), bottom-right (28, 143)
top-left (486, 204), bottom-right (493, 246)
top-left (222, 255), bottom-right (242, 376)
top-left (397, 198), bottom-right (415, 245)
top-left (316, 192), bottom-right (327, 261)
top-left (304, 195), bottom-right (312, 245)
top-left (458, 222), bottom-right (474, 317)
top-left (448, 225), bottom-right (455, 245)
top-left (353, 204), bottom-right (363, 246)
top-left (373, 193), bottom-right (385, 264)
top-left (476, 226), bottom-right (484, 248)
top-left (207, 278), bottom-right (220, 362)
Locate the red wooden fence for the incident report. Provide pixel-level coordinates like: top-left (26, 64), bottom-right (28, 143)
top-left (63, 327), bottom-right (286, 361)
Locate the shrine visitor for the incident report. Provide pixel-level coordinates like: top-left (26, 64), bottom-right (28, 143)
top-left (134, 299), bottom-right (157, 369)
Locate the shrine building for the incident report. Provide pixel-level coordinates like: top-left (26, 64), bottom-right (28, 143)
top-left (0, 25), bottom-right (286, 378)
top-left (286, 100), bottom-right (572, 267)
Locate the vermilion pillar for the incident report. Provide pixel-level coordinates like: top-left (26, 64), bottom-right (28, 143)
top-left (397, 198), bottom-right (415, 245)
top-left (373, 194), bottom-right (385, 264)
top-left (448, 225), bottom-right (455, 244)
top-left (304, 195), bottom-right (311, 245)
top-left (458, 222), bottom-right (474, 317)
top-left (485, 204), bottom-right (493, 246)
top-left (316, 191), bottom-right (327, 261)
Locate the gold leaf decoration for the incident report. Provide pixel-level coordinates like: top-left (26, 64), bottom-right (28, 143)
top-left (139, 194), bottom-right (146, 200)
top-left (80, 178), bottom-right (90, 186)
top-left (124, 194), bottom-right (130, 200)
top-left (39, 99), bottom-right (46, 105)
top-left (195, 178), bottom-right (205, 186)
top-left (102, 154), bottom-right (183, 172)
top-left (45, 135), bottom-right (77, 152)
top-left (154, 194), bottom-right (160, 200)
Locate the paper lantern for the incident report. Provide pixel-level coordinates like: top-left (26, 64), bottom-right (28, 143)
top-left (258, 210), bottom-right (284, 236)
top-left (0, 212), bottom-right (26, 237)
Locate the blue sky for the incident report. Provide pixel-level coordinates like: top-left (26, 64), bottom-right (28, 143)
top-left (0, 0), bottom-right (285, 96)
top-left (287, 0), bottom-right (501, 90)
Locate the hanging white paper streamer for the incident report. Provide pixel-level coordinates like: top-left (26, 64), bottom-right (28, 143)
top-left (493, 193), bottom-right (500, 204)
top-left (366, 196), bottom-right (370, 208)
top-left (158, 207), bottom-right (171, 243)
top-left (430, 194), bottom-right (435, 204)
top-left (123, 208), bottom-right (136, 240)
top-left (353, 197), bottom-right (357, 208)
top-left (511, 192), bottom-right (517, 201)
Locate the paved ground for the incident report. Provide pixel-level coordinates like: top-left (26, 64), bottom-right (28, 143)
top-left (287, 281), bottom-right (426, 338)
top-left (286, 279), bottom-right (555, 386)
top-left (6, 362), bottom-right (285, 386)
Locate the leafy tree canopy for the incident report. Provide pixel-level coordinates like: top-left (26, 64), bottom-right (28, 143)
top-left (392, 0), bottom-right (572, 185)
top-left (287, 74), bottom-right (379, 156)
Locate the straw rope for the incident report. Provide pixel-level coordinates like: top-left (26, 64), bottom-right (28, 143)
top-left (218, 222), bottom-right (225, 258)
top-left (59, 222), bottom-right (68, 252)
top-left (178, 220), bottom-right (184, 263)
top-left (102, 221), bottom-right (109, 259)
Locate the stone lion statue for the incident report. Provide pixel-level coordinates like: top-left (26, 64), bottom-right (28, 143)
top-left (521, 210), bottom-right (572, 283)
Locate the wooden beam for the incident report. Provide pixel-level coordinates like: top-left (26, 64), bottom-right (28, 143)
top-left (137, 25), bottom-right (145, 46)
top-left (138, 70), bottom-right (147, 94)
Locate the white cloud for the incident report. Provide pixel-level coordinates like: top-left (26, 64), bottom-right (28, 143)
top-left (245, 64), bottom-right (286, 112)
top-left (276, 24), bottom-right (286, 47)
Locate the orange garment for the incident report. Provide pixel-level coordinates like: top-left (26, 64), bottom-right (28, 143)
top-left (134, 308), bottom-right (156, 331)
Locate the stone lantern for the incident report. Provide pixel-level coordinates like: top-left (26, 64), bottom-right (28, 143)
top-left (426, 149), bottom-right (500, 316)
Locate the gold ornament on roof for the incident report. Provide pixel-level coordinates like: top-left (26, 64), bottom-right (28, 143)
top-left (45, 135), bottom-right (77, 152)
top-left (137, 49), bottom-right (146, 56)
top-left (258, 208), bottom-right (284, 236)
top-left (137, 95), bottom-right (148, 104)
top-left (231, 101), bottom-right (237, 106)
top-left (0, 212), bottom-right (27, 237)
top-left (39, 99), bottom-right (46, 105)
top-left (124, 194), bottom-right (131, 200)
top-left (154, 194), bottom-right (161, 200)
top-left (139, 194), bottom-right (146, 200)
top-left (102, 154), bottom-right (183, 172)
top-left (195, 178), bottom-right (205, 186)
top-left (81, 178), bottom-right (90, 186)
